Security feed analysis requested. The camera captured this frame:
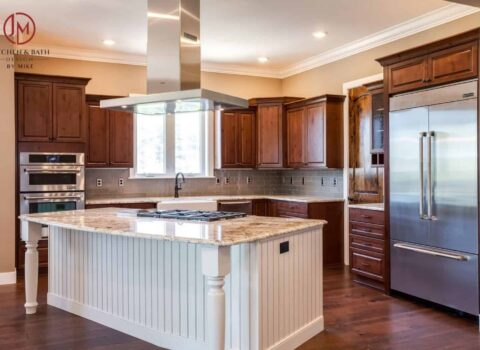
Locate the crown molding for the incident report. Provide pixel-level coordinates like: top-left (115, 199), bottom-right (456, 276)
top-left (202, 3), bottom-right (480, 79)
top-left (19, 3), bottom-right (480, 78)
top-left (20, 44), bottom-right (147, 66)
top-left (201, 62), bottom-right (283, 79)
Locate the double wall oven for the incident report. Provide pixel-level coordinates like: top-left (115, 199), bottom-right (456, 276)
top-left (19, 152), bottom-right (85, 237)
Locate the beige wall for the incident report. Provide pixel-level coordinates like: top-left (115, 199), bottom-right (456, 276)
top-left (201, 71), bottom-right (282, 98)
top-left (0, 38), bottom-right (16, 274)
top-left (15, 57), bottom-right (282, 98)
top-left (282, 12), bottom-right (480, 97)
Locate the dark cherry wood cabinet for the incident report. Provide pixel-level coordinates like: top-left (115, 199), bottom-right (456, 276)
top-left (109, 110), bottom-right (134, 167)
top-left (349, 207), bottom-right (386, 291)
top-left (86, 96), bottom-right (133, 168)
top-left (17, 80), bottom-right (52, 142)
top-left (285, 95), bottom-right (345, 169)
top-left (379, 30), bottom-right (479, 95)
top-left (86, 202), bottom-right (157, 210)
top-left (268, 199), bottom-right (344, 266)
top-left (16, 73), bottom-right (90, 143)
top-left (250, 97), bottom-right (302, 168)
top-left (220, 109), bottom-right (256, 168)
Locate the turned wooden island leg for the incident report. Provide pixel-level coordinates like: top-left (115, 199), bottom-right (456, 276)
top-left (201, 245), bottom-right (231, 350)
top-left (21, 221), bottom-right (42, 314)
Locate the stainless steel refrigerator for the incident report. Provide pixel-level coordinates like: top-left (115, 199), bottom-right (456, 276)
top-left (390, 80), bottom-right (479, 315)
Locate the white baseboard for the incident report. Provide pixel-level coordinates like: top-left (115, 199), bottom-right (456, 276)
top-left (0, 270), bottom-right (16, 285)
top-left (269, 316), bottom-right (325, 350)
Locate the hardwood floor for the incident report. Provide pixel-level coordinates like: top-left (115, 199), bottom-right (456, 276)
top-left (1, 267), bottom-right (479, 349)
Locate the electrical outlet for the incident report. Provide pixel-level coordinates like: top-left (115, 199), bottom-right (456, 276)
top-left (224, 177), bottom-right (230, 184)
top-left (333, 178), bottom-right (338, 187)
top-left (215, 177), bottom-right (221, 185)
top-left (321, 177), bottom-right (325, 186)
top-left (246, 176), bottom-right (252, 184)
top-left (96, 178), bottom-right (103, 187)
top-left (118, 178), bottom-right (125, 187)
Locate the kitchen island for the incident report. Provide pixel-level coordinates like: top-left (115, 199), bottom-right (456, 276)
top-left (20, 208), bottom-right (325, 350)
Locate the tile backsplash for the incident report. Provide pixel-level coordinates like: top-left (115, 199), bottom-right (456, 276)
top-left (86, 168), bottom-right (344, 199)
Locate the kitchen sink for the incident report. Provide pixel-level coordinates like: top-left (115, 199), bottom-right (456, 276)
top-left (156, 199), bottom-right (218, 211)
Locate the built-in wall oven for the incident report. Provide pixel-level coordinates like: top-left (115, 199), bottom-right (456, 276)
top-left (19, 152), bottom-right (85, 238)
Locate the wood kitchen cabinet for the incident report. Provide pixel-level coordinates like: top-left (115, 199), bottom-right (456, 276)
top-left (285, 95), bottom-right (345, 169)
top-left (86, 95), bottom-right (134, 168)
top-left (16, 73), bottom-right (90, 143)
top-left (379, 30), bottom-right (479, 94)
top-left (268, 199), bottom-right (344, 266)
top-left (220, 109), bottom-right (256, 168)
top-left (250, 97), bottom-right (302, 168)
top-left (349, 207), bottom-right (386, 291)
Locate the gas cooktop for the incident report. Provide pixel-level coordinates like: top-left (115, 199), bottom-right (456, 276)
top-left (136, 209), bottom-right (246, 222)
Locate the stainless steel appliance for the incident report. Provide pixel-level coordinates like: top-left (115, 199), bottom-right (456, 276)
top-left (19, 152), bottom-right (85, 192)
top-left (137, 209), bottom-right (246, 222)
top-left (389, 80), bottom-right (478, 315)
top-left (19, 152), bottom-right (86, 238)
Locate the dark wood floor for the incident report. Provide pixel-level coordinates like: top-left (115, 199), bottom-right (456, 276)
top-left (1, 267), bottom-right (479, 349)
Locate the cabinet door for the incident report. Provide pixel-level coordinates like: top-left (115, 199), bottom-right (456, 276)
top-left (429, 42), bottom-right (478, 86)
top-left (305, 103), bottom-right (326, 167)
top-left (257, 104), bottom-right (283, 168)
top-left (53, 83), bottom-right (86, 142)
top-left (221, 112), bottom-right (238, 168)
top-left (237, 111), bottom-right (256, 167)
top-left (17, 80), bottom-right (52, 142)
top-left (388, 57), bottom-right (428, 94)
top-left (286, 107), bottom-right (305, 168)
top-left (86, 105), bottom-right (109, 167)
top-left (109, 110), bottom-right (134, 167)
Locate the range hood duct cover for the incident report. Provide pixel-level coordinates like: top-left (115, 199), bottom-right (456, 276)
top-left (100, 0), bottom-right (248, 114)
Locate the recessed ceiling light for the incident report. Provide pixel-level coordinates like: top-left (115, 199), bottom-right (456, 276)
top-left (103, 39), bottom-right (115, 46)
top-left (313, 31), bottom-right (327, 39)
top-left (258, 57), bottom-right (269, 63)
top-left (147, 11), bottom-right (179, 20)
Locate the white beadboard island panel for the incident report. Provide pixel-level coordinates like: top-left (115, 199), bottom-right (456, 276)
top-left (47, 226), bottom-right (323, 350)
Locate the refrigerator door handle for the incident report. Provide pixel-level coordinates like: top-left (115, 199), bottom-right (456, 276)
top-left (419, 132), bottom-right (427, 219)
top-left (427, 131), bottom-right (435, 220)
top-left (393, 242), bottom-right (469, 261)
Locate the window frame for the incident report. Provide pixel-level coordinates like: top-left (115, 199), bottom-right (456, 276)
top-left (130, 111), bottom-right (215, 179)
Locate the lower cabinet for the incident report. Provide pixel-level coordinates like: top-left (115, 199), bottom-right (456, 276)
top-left (268, 200), bottom-right (344, 266)
top-left (349, 208), bottom-right (386, 291)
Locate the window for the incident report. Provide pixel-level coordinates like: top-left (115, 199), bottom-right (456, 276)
top-left (133, 111), bottom-right (214, 177)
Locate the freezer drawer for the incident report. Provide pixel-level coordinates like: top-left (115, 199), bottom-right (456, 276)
top-left (391, 240), bottom-right (478, 315)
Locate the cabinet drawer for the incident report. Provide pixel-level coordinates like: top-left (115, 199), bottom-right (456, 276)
top-left (350, 234), bottom-right (384, 254)
top-left (350, 221), bottom-right (385, 239)
top-left (351, 248), bottom-right (384, 281)
top-left (349, 208), bottom-right (384, 225)
top-left (275, 200), bottom-right (308, 217)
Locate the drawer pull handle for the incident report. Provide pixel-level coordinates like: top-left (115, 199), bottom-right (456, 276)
top-left (360, 215), bottom-right (372, 219)
top-left (393, 243), bottom-right (469, 261)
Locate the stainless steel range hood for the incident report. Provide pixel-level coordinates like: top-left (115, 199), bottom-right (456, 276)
top-left (100, 0), bottom-right (248, 114)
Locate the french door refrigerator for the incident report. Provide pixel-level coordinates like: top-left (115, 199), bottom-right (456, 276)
top-left (390, 80), bottom-right (479, 315)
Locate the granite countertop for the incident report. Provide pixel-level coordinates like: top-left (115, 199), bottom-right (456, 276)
top-left (348, 202), bottom-right (384, 211)
top-left (19, 208), bottom-right (325, 246)
top-left (86, 195), bottom-right (345, 205)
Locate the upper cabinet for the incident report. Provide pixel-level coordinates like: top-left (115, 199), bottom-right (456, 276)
top-left (220, 109), bottom-right (256, 168)
top-left (378, 30), bottom-right (479, 95)
top-left (16, 73), bottom-right (90, 143)
top-left (285, 95), bottom-right (345, 169)
top-left (86, 96), bottom-right (133, 168)
top-left (250, 97), bottom-right (302, 168)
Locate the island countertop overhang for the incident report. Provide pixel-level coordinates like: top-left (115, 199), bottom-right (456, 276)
top-left (19, 208), bottom-right (326, 246)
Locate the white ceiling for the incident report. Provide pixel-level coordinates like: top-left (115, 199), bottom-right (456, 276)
top-left (0, 0), bottom-right (478, 77)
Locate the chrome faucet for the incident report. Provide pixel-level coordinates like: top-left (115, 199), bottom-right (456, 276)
top-left (174, 172), bottom-right (186, 198)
